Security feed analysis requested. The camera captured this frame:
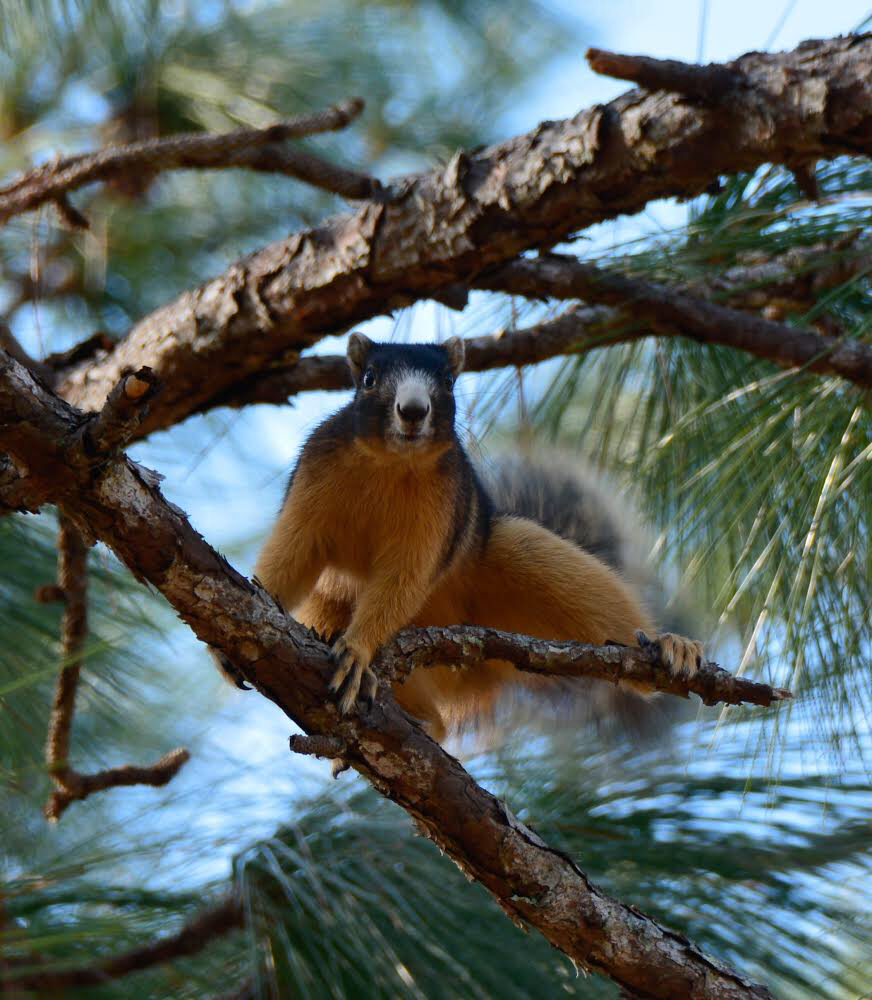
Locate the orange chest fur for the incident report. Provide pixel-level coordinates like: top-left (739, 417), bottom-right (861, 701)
top-left (291, 452), bottom-right (455, 577)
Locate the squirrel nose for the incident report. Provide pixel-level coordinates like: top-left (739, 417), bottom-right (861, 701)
top-left (396, 398), bottom-right (430, 424)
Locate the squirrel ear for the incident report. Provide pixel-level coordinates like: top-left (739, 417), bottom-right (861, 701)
top-left (443, 336), bottom-right (465, 377)
top-left (347, 332), bottom-right (373, 385)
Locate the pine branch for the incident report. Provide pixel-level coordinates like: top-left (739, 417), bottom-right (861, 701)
top-left (44, 747), bottom-right (192, 822)
top-left (1, 895), bottom-right (242, 991)
top-left (0, 98), bottom-right (373, 227)
top-left (196, 234), bottom-right (871, 410)
top-left (0, 349), bottom-right (779, 1000)
top-left (477, 254), bottom-right (872, 390)
top-left (378, 626), bottom-right (791, 708)
top-left (586, 47), bottom-right (746, 100)
top-left (49, 33), bottom-right (872, 439)
top-left (191, 305), bottom-right (618, 409)
top-left (43, 514), bottom-right (89, 782)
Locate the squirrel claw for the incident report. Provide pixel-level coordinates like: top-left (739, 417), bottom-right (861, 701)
top-left (329, 636), bottom-right (377, 715)
top-left (636, 629), bottom-right (704, 678)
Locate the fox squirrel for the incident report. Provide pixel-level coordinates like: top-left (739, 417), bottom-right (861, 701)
top-left (237, 333), bottom-right (704, 744)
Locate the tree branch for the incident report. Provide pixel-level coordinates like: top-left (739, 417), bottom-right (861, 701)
top-left (84, 367), bottom-right (160, 455)
top-left (1, 895), bottom-right (242, 991)
top-left (50, 34), bottom-right (872, 439)
top-left (197, 234), bottom-right (871, 411)
top-left (0, 98), bottom-right (371, 227)
top-left (0, 350), bottom-right (779, 999)
top-left (227, 142), bottom-right (382, 200)
top-left (586, 47), bottom-right (746, 100)
top-left (45, 747), bottom-right (192, 822)
top-left (477, 254), bottom-right (872, 389)
top-left (378, 626), bottom-right (791, 708)
top-left (43, 514), bottom-right (89, 784)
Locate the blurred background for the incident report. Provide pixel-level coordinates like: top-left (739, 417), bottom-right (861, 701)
top-left (1, 1), bottom-right (870, 997)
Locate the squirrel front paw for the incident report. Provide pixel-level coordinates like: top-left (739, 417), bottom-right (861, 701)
top-left (636, 630), bottom-right (704, 677)
top-left (328, 635), bottom-right (378, 715)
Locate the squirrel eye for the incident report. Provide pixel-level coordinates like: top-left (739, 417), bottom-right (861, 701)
top-left (443, 372), bottom-right (454, 391)
top-left (362, 367), bottom-right (376, 390)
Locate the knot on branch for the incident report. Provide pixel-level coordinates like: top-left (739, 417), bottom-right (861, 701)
top-left (83, 367), bottom-right (160, 457)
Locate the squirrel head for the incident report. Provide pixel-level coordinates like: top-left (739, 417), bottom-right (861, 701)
top-left (346, 333), bottom-right (465, 455)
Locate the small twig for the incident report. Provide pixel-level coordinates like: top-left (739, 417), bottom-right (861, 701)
top-left (43, 331), bottom-right (114, 369)
top-left (476, 254), bottom-right (872, 391)
top-left (0, 97), bottom-right (371, 226)
top-left (227, 144), bottom-right (382, 200)
top-left (790, 161), bottom-right (820, 201)
top-left (34, 583), bottom-right (67, 603)
top-left (44, 747), bottom-right (191, 822)
top-left (44, 514), bottom-right (89, 786)
top-left (0, 895), bottom-right (242, 992)
top-left (53, 193), bottom-right (90, 230)
top-left (42, 512), bottom-right (189, 822)
top-left (586, 47), bottom-right (745, 100)
top-left (377, 626), bottom-right (792, 709)
top-left (85, 366), bottom-right (160, 455)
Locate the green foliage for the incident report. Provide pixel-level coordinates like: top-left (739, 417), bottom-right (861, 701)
top-left (238, 728), bottom-right (872, 1000)
top-left (6, 724), bottom-right (868, 998)
top-left (513, 158), bottom-right (872, 752)
top-left (0, 513), bottom-right (186, 861)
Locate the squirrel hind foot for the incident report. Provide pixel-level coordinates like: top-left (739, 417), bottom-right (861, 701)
top-left (328, 636), bottom-right (378, 715)
top-left (637, 630), bottom-right (704, 677)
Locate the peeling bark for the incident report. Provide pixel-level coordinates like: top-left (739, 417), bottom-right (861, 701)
top-left (55, 34), bottom-right (872, 440)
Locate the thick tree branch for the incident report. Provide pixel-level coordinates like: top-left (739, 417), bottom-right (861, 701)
top-left (51, 34), bottom-right (872, 439)
top-left (1, 895), bottom-right (242, 991)
top-left (477, 254), bottom-right (872, 389)
top-left (200, 235), bottom-right (871, 410)
top-left (378, 626), bottom-right (791, 708)
top-left (0, 98), bottom-right (371, 227)
top-left (0, 351), bottom-right (778, 999)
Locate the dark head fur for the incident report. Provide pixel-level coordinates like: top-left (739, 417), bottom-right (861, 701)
top-left (345, 333), bottom-right (465, 455)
